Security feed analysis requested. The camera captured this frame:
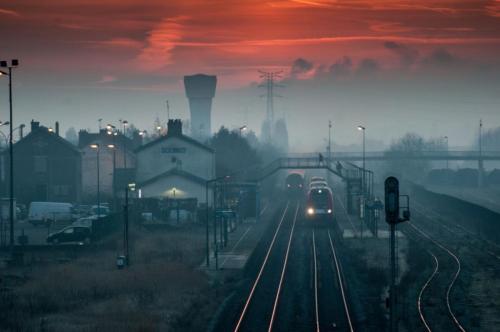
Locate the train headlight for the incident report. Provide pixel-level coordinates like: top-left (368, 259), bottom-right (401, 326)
top-left (307, 207), bottom-right (314, 215)
top-left (327, 209), bottom-right (332, 214)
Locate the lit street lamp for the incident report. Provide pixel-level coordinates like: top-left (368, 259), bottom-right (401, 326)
top-left (107, 127), bottom-right (118, 210)
top-left (239, 125), bottom-right (247, 137)
top-left (90, 143), bottom-right (115, 218)
top-left (1, 58), bottom-right (19, 250)
top-left (358, 125), bottom-right (366, 240)
top-left (124, 182), bottom-right (135, 266)
top-left (119, 119), bottom-right (128, 168)
top-left (357, 125), bottom-right (366, 196)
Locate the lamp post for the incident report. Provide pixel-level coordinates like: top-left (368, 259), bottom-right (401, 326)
top-left (107, 127), bottom-right (118, 211)
top-left (328, 120), bottom-right (332, 166)
top-left (119, 119), bottom-right (128, 168)
top-left (205, 175), bottom-right (231, 269)
top-left (90, 144), bottom-right (101, 218)
top-left (357, 125), bottom-right (366, 196)
top-left (0, 121), bottom-right (10, 145)
top-left (358, 125), bottom-right (366, 239)
top-left (239, 125), bottom-right (247, 137)
top-left (1, 59), bottom-right (19, 251)
top-left (124, 183), bottom-right (135, 266)
top-left (443, 136), bottom-right (449, 169)
top-left (90, 143), bottom-right (115, 218)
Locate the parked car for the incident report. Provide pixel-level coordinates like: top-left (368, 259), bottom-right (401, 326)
top-left (72, 215), bottom-right (99, 227)
top-left (73, 204), bottom-right (92, 218)
top-left (28, 202), bottom-right (74, 226)
top-left (46, 226), bottom-right (92, 245)
top-left (91, 205), bottom-right (110, 218)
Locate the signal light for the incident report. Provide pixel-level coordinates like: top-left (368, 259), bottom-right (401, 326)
top-left (307, 207), bottom-right (314, 215)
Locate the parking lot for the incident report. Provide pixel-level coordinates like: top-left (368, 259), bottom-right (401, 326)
top-left (3, 219), bottom-right (73, 246)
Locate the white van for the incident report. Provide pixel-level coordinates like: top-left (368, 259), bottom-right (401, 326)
top-left (28, 202), bottom-right (74, 225)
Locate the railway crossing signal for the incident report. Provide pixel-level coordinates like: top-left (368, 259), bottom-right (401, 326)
top-left (384, 176), bottom-right (410, 332)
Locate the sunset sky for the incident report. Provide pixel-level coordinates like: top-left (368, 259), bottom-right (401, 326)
top-left (1, 0), bottom-right (500, 150)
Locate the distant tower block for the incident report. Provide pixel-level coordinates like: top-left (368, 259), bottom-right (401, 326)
top-left (184, 74), bottom-right (217, 140)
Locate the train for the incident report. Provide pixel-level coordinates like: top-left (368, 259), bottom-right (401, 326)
top-left (285, 172), bottom-right (305, 198)
top-left (305, 183), bottom-right (335, 224)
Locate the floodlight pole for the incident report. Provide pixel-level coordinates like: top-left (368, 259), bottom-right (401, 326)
top-left (8, 66), bottom-right (13, 251)
top-left (124, 186), bottom-right (130, 266)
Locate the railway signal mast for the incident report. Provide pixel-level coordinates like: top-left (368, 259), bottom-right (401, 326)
top-left (385, 177), bottom-right (410, 332)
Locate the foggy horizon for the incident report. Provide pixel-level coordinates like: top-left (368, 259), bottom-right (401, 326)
top-left (1, 1), bottom-right (499, 150)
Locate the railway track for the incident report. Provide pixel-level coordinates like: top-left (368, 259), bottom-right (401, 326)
top-left (233, 201), bottom-right (299, 332)
top-left (232, 198), bottom-right (356, 332)
top-left (408, 201), bottom-right (500, 330)
top-left (402, 220), bottom-right (466, 331)
top-left (413, 201), bottom-right (500, 260)
top-left (311, 228), bottom-right (354, 332)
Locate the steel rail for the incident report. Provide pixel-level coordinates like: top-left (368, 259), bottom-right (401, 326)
top-left (409, 221), bottom-right (466, 332)
top-left (233, 202), bottom-right (290, 332)
top-left (327, 230), bottom-right (354, 332)
top-left (267, 204), bottom-right (299, 332)
top-left (312, 229), bottom-right (320, 332)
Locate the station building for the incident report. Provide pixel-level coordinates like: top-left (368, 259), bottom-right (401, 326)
top-left (135, 119), bottom-right (215, 205)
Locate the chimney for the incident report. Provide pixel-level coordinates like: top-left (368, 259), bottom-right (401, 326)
top-left (167, 119), bottom-right (182, 137)
top-left (31, 120), bottom-right (40, 132)
top-left (55, 121), bottom-right (60, 136)
top-left (19, 124), bottom-right (24, 139)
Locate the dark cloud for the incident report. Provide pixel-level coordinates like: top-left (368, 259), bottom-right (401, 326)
top-left (422, 48), bottom-right (456, 66)
top-left (291, 58), bottom-right (314, 76)
top-left (329, 56), bottom-right (353, 76)
top-left (357, 58), bottom-right (379, 75)
top-left (384, 41), bottom-right (419, 67)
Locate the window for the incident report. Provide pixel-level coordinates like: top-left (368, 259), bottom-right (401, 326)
top-left (63, 228), bottom-right (74, 234)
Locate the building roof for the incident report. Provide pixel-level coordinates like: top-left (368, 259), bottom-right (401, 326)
top-left (78, 129), bottom-right (140, 150)
top-left (135, 132), bottom-right (214, 154)
top-left (12, 125), bottom-right (80, 156)
top-left (137, 168), bottom-right (207, 187)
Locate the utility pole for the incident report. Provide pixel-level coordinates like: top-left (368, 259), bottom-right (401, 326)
top-left (0, 59), bottom-right (18, 252)
top-left (443, 136), bottom-right (449, 169)
top-left (328, 120), bottom-right (332, 166)
top-left (166, 100), bottom-right (170, 120)
top-left (478, 119), bottom-right (483, 187)
top-left (258, 70), bottom-right (283, 142)
top-left (124, 186), bottom-right (129, 265)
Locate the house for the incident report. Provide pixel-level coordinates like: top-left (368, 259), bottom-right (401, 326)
top-left (135, 119), bottom-right (215, 205)
top-left (1, 120), bottom-right (81, 204)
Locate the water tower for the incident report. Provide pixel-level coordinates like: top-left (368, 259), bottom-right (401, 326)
top-left (184, 74), bottom-right (217, 141)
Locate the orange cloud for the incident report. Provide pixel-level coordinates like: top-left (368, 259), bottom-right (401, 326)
top-left (0, 8), bottom-right (20, 17)
top-left (135, 16), bottom-right (186, 71)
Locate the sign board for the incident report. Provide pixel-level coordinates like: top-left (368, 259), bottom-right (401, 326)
top-left (161, 147), bottom-right (186, 154)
